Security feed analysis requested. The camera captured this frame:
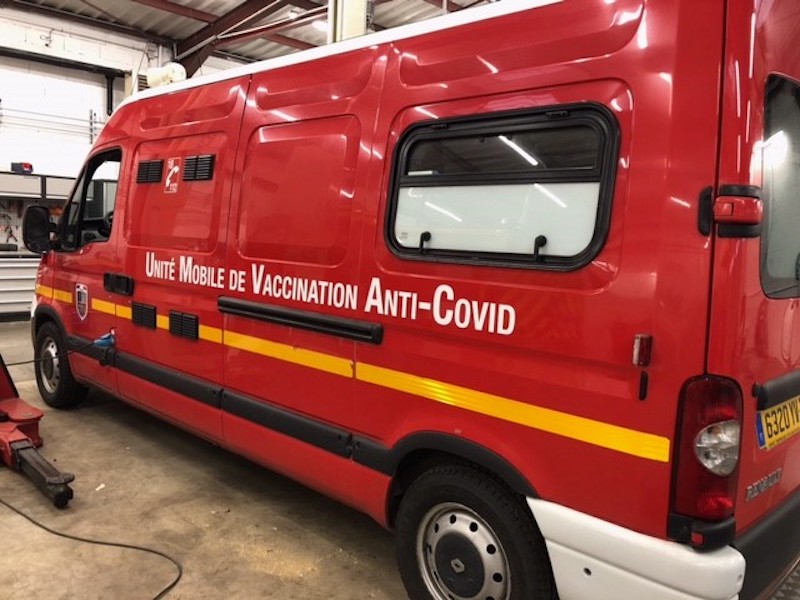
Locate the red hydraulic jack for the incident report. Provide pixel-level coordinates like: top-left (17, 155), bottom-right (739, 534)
top-left (0, 355), bottom-right (74, 508)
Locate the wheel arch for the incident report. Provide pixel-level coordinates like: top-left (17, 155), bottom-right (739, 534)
top-left (381, 433), bottom-right (538, 528)
top-left (31, 304), bottom-right (89, 408)
top-left (31, 304), bottom-right (66, 342)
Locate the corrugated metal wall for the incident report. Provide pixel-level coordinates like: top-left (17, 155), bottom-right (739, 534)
top-left (0, 256), bottom-right (38, 317)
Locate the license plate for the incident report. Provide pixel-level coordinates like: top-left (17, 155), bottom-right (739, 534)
top-left (756, 395), bottom-right (800, 450)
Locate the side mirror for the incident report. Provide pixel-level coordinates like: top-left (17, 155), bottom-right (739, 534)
top-left (22, 206), bottom-right (54, 255)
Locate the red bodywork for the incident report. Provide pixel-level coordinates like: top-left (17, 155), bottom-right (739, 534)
top-left (29, 0), bottom-right (800, 595)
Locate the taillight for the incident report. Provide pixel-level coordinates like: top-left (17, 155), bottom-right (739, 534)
top-left (671, 377), bottom-right (743, 522)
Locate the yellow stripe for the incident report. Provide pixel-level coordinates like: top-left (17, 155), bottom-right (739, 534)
top-left (53, 289), bottom-right (72, 304)
top-left (67, 295), bottom-right (668, 462)
top-left (92, 298), bottom-right (117, 316)
top-left (356, 362), bottom-right (671, 463)
top-left (36, 284), bottom-right (54, 299)
top-left (224, 330), bottom-right (353, 378)
top-left (199, 325), bottom-right (223, 344)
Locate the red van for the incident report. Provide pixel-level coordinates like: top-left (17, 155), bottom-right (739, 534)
top-left (22, 1), bottom-right (800, 598)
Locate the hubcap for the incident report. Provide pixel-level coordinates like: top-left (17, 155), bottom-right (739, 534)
top-left (39, 337), bottom-right (60, 395)
top-left (417, 503), bottom-right (510, 600)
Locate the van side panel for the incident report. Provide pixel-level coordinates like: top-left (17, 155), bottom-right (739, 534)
top-left (221, 48), bottom-right (389, 512)
top-left (112, 78), bottom-right (250, 441)
top-left (356, 0), bottom-right (725, 538)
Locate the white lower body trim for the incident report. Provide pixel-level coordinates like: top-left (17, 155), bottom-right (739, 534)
top-left (527, 499), bottom-right (746, 600)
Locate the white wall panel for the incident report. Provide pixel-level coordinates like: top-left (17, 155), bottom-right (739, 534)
top-left (0, 55), bottom-right (115, 176)
top-left (0, 6), bottom-right (158, 71)
top-left (0, 6), bottom-right (245, 177)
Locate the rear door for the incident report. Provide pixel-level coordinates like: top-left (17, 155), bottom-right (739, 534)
top-left (709, 0), bottom-right (800, 541)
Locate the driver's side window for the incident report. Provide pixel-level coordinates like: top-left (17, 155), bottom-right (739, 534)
top-left (61, 149), bottom-right (121, 251)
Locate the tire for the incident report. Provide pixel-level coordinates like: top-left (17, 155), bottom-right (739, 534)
top-left (396, 464), bottom-right (555, 600)
top-left (35, 321), bottom-right (88, 408)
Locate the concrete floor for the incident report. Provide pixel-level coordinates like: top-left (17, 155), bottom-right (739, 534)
top-left (0, 320), bottom-right (406, 599)
top-left (1, 319), bottom-right (798, 600)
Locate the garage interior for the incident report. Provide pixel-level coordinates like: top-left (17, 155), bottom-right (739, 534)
top-left (1, 1), bottom-right (800, 599)
top-left (0, 1), bottom-right (451, 597)
top-left (0, 320), bottom-right (404, 598)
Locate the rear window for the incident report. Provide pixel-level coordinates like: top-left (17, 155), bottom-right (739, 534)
top-left (762, 75), bottom-right (800, 298)
top-left (387, 105), bottom-right (619, 270)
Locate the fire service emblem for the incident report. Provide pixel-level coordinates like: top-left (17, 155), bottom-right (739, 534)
top-left (75, 284), bottom-right (89, 321)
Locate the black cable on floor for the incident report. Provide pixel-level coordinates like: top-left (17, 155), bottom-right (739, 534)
top-left (4, 340), bottom-right (98, 368)
top-left (0, 495), bottom-right (182, 600)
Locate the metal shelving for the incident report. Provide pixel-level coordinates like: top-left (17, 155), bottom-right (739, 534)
top-left (0, 170), bottom-right (74, 318)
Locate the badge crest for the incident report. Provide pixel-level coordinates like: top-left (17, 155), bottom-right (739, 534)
top-left (75, 284), bottom-right (89, 321)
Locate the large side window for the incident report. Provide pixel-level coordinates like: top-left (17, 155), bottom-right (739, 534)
top-left (388, 105), bottom-right (618, 269)
top-left (762, 75), bottom-right (800, 298)
top-left (60, 149), bottom-right (121, 251)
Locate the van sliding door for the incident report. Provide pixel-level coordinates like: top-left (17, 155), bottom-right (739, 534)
top-left (220, 49), bottom-right (386, 501)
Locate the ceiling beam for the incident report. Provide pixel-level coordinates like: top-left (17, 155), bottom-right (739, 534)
top-left (419, 0), bottom-right (464, 13)
top-left (215, 6), bottom-right (327, 48)
top-left (176, 0), bottom-right (289, 60)
top-left (266, 33), bottom-right (316, 50)
top-left (7, 0), bottom-right (386, 70)
top-left (286, 0), bottom-right (327, 9)
top-left (211, 0), bottom-right (384, 50)
top-left (79, 0), bottom-right (123, 24)
top-left (128, 0), bottom-right (218, 24)
top-left (4, 0), bottom-right (174, 46)
top-left (177, 0), bottom-right (299, 75)
top-left (180, 45), bottom-right (215, 77)
top-left (2, 0), bottom-right (281, 70)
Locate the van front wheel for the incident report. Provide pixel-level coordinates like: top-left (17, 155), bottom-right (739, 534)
top-left (35, 321), bottom-right (88, 408)
top-left (395, 464), bottom-right (554, 600)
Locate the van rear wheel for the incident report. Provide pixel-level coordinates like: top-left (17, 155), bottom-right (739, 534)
top-left (35, 321), bottom-right (88, 408)
top-left (395, 464), bottom-right (554, 600)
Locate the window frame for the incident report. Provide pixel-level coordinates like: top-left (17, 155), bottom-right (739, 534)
top-left (760, 74), bottom-right (800, 299)
top-left (59, 147), bottom-right (122, 252)
top-left (385, 103), bottom-right (620, 271)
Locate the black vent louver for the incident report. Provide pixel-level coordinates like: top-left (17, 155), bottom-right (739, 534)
top-left (169, 311), bottom-right (199, 340)
top-left (136, 160), bottom-right (164, 183)
top-left (132, 303), bottom-right (157, 329)
top-left (183, 155), bottom-right (215, 181)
